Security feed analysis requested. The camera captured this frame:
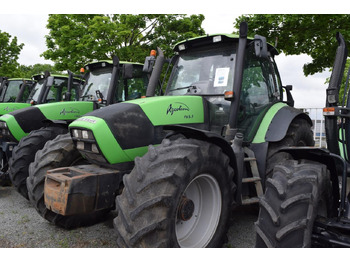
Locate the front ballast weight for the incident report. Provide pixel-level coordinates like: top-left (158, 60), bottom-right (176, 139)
top-left (44, 165), bottom-right (124, 216)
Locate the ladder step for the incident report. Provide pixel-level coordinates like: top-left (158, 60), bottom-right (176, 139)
top-left (242, 197), bottom-right (260, 205)
top-left (244, 157), bottom-right (256, 162)
top-left (242, 177), bottom-right (261, 183)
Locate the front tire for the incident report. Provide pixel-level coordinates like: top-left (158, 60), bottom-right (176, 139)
top-left (114, 138), bottom-right (236, 248)
top-left (9, 126), bottom-right (67, 199)
top-left (255, 160), bottom-right (332, 247)
top-left (27, 133), bottom-right (109, 229)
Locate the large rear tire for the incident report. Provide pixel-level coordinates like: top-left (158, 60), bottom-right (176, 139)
top-left (114, 137), bottom-right (236, 248)
top-left (27, 133), bottom-right (110, 229)
top-left (9, 126), bottom-right (67, 199)
top-left (255, 160), bottom-right (332, 247)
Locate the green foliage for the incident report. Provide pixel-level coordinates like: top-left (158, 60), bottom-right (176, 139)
top-left (42, 14), bottom-right (205, 72)
top-left (235, 14), bottom-right (350, 76)
top-left (0, 30), bottom-right (24, 77)
top-left (16, 64), bottom-right (62, 78)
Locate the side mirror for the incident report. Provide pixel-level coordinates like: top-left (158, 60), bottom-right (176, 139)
top-left (254, 35), bottom-right (268, 59)
top-left (46, 76), bottom-right (54, 87)
top-left (143, 53), bottom-right (156, 73)
top-left (283, 85), bottom-right (294, 107)
top-left (123, 64), bottom-right (134, 79)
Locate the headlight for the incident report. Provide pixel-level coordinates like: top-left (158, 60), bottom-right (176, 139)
top-left (70, 128), bottom-right (100, 154)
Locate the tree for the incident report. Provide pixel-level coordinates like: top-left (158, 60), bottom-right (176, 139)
top-left (42, 14), bottom-right (205, 72)
top-left (0, 30), bottom-right (24, 77)
top-left (235, 14), bottom-right (350, 76)
top-left (16, 64), bottom-right (62, 78)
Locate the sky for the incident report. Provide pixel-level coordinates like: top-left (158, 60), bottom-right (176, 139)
top-left (0, 1), bottom-right (343, 109)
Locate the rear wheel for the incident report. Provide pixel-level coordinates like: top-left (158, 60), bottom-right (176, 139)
top-left (27, 133), bottom-right (109, 229)
top-left (255, 160), bottom-right (332, 247)
top-left (266, 117), bottom-right (314, 179)
top-left (114, 137), bottom-right (236, 247)
top-left (9, 126), bottom-right (67, 199)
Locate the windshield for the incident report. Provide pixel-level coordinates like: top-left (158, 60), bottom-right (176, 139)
top-left (1, 80), bottom-right (23, 102)
top-left (81, 67), bottom-right (112, 101)
top-left (26, 79), bottom-right (45, 103)
top-left (166, 43), bottom-right (236, 96)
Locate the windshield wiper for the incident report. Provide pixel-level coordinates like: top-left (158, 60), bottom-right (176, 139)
top-left (170, 85), bottom-right (197, 92)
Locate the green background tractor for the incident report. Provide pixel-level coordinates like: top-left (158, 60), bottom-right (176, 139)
top-left (29, 22), bottom-right (314, 247)
top-left (0, 73), bottom-right (82, 185)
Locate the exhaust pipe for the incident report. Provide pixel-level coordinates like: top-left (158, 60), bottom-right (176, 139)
top-left (146, 47), bottom-right (165, 97)
top-left (325, 32), bottom-right (348, 155)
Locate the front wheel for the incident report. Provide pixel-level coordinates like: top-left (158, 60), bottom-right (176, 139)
top-left (27, 133), bottom-right (110, 229)
top-left (114, 138), bottom-right (236, 248)
top-left (9, 126), bottom-right (67, 199)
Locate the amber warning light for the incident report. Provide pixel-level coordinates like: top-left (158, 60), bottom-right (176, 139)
top-left (150, 50), bottom-right (157, 57)
top-left (323, 107), bottom-right (335, 116)
top-left (224, 91), bottom-right (234, 101)
top-left (80, 68), bottom-right (85, 73)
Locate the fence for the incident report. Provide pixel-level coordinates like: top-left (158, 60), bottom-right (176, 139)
top-left (299, 108), bottom-right (326, 148)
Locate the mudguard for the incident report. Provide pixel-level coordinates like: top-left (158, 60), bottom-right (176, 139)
top-left (252, 103), bottom-right (312, 143)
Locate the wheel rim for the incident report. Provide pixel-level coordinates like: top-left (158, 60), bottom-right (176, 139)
top-left (175, 174), bottom-right (222, 248)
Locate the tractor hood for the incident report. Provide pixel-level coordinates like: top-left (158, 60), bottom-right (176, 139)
top-left (0, 101), bottom-right (96, 142)
top-left (0, 102), bottom-right (31, 116)
top-left (69, 96), bottom-right (206, 165)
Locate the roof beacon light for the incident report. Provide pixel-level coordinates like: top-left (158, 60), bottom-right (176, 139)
top-left (150, 50), bottom-right (157, 57)
top-left (80, 68), bottom-right (85, 73)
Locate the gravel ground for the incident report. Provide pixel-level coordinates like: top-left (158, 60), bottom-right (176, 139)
top-left (0, 185), bottom-right (256, 248)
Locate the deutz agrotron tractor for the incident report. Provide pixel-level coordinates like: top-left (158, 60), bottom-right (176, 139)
top-left (0, 54), bottom-right (162, 198)
top-left (0, 73), bottom-right (82, 186)
top-left (26, 22), bottom-right (315, 247)
top-left (255, 33), bottom-right (350, 247)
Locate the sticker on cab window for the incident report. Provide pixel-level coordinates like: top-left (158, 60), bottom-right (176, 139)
top-left (214, 68), bottom-right (230, 87)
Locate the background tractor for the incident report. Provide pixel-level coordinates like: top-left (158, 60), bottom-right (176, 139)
top-left (0, 73), bottom-right (81, 186)
top-left (30, 22), bottom-right (314, 247)
top-left (0, 53), bottom-right (162, 198)
top-left (255, 33), bottom-right (350, 247)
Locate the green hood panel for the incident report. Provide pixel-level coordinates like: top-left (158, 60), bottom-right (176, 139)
top-left (34, 101), bottom-right (95, 120)
top-left (69, 96), bottom-right (206, 164)
top-left (126, 96), bottom-right (205, 125)
top-left (0, 101), bottom-right (96, 142)
top-left (0, 103), bottom-right (31, 116)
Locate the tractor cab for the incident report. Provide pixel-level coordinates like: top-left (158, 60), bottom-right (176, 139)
top-left (27, 74), bottom-right (82, 105)
top-left (165, 33), bottom-right (283, 142)
top-left (79, 59), bottom-right (153, 105)
top-left (0, 78), bottom-right (36, 103)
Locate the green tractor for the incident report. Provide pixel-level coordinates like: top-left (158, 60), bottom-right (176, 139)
top-left (255, 33), bottom-right (350, 247)
top-left (0, 53), bottom-right (162, 198)
top-left (0, 73), bottom-right (82, 186)
top-left (0, 77), bottom-right (36, 104)
top-left (29, 22), bottom-right (314, 246)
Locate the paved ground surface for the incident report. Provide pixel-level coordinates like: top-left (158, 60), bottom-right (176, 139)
top-left (0, 185), bottom-right (256, 248)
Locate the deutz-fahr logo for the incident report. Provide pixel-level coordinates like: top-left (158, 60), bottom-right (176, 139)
top-left (60, 107), bottom-right (80, 116)
top-left (3, 106), bottom-right (18, 112)
top-left (166, 102), bottom-right (190, 115)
